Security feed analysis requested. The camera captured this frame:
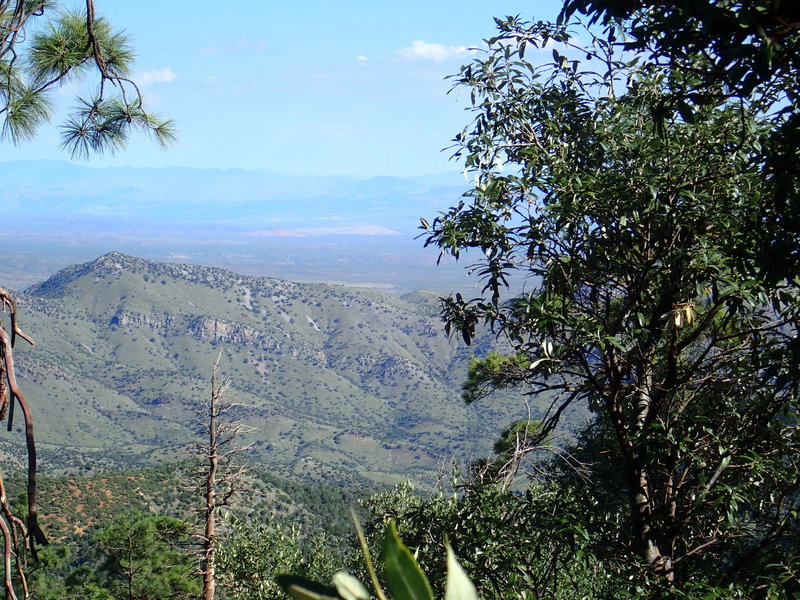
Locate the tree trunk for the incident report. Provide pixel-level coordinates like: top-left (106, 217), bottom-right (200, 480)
top-left (610, 359), bottom-right (675, 584)
top-left (202, 370), bottom-right (219, 600)
top-left (629, 364), bottom-right (674, 583)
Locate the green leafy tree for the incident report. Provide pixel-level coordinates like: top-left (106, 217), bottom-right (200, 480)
top-left (423, 16), bottom-right (799, 592)
top-left (361, 482), bottom-right (615, 600)
top-left (560, 0), bottom-right (800, 99)
top-left (217, 516), bottom-right (342, 600)
top-left (559, 0), bottom-right (800, 285)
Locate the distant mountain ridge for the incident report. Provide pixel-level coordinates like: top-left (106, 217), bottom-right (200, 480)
top-left (5, 252), bottom-right (532, 487)
top-left (0, 160), bottom-right (464, 234)
top-left (0, 160), bottom-right (474, 294)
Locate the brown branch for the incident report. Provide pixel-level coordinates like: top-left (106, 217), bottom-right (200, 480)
top-left (0, 326), bottom-right (46, 551)
top-left (0, 290), bottom-right (47, 563)
top-left (84, 0), bottom-right (106, 76)
top-left (0, 516), bottom-right (17, 600)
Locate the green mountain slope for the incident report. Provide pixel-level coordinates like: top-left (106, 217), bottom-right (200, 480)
top-left (7, 252), bottom-right (531, 486)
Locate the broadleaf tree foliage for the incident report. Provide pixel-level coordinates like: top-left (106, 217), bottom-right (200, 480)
top-left (424, 15), bottom-right (799, 590)
top-left (560, 0), bottom-right (800, 99)
top-left (559, 0), bottom-right (800, 286)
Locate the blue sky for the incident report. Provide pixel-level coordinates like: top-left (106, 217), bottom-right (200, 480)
top-left (2, 0), bottom-right (563, 177)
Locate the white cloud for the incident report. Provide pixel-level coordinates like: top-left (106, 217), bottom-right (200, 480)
top-left (397, 40), bottom-right (474, 62)
top-left (356, 55), bottom-right (368, 62)
top-left (137, 68), bottom-right (178, 85)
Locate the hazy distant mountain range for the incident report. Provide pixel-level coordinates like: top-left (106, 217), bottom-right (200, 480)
top-left (0, 160), bottom-right (464, 235)
top-left (0, 161), bottom-right (478, 292)
top-left (1, 252), bottom-right (562, 487)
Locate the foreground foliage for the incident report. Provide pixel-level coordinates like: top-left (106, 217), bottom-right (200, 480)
top-left (423, 11), bottom-right (799, 594)
top-left (217, 516), bottom-right (343, 600)
top-left (364, 481), bottom-right (612, 600)
top-left (277, 515), bottom-right (478, 600)
top-left (363, 471), bottom-right (798, 600)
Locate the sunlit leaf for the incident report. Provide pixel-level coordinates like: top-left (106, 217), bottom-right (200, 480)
top-left (445, 543), bottom-right (479, 600)
top-left (382, 521), bottom-right (434, 600)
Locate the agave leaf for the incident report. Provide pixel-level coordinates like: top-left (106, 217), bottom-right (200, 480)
top-left (333, 571), bottom-right (370, 600)
top-left (445, 543), bottom-right (479, 600)
top-left (275, 574), bottom-right (341, 600)
top-left (382, 520), bottom-right (434, 600)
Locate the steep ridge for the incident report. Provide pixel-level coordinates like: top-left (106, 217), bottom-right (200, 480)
top-left (6, 253), bottom-right (529, 486)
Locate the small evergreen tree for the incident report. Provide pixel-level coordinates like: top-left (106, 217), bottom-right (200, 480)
top-left (66, 513), bottom-right (199, 600)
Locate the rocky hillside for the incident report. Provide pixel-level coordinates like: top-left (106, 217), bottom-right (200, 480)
top-left (3, 253), bottom-right (534, 487)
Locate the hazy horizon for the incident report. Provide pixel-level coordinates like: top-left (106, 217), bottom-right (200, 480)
top-left (0, 160), bottom-right (493, 295)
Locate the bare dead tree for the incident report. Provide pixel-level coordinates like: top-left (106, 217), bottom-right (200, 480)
top-left (0, 289), bottom-right (46, 600)
top-left (194, 355), bottom-right (252, 600)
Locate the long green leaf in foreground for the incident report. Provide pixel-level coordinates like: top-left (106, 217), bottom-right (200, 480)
top-left (333, 571), bottom-right (371, 600)
top-left (275, 574), bottom-right (340, 600)
top-left (444, 542), bottom-right (478, 600)
top-left (382, 520), bottom-right (434, 600)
